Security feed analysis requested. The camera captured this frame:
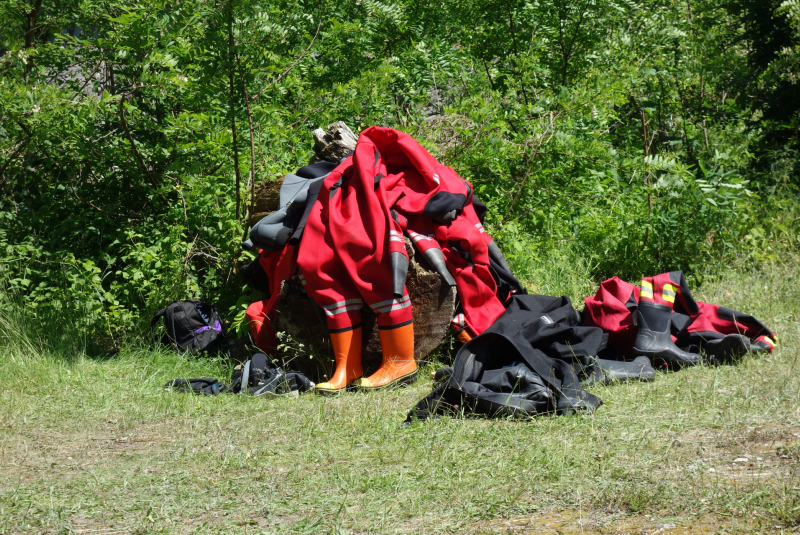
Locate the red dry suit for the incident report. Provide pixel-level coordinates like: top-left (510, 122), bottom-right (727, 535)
top-left (244, 245), bottom-right (298, 353)
top-left (296, 126), bottom-right (506, 335)
top-left (583, 270), bottom-right (777, 357)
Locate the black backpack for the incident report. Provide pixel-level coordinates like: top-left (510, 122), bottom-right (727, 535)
top-left (163, 378), bottom-right (227, 395)
top-left (150, 300), bottom-right (227, 354)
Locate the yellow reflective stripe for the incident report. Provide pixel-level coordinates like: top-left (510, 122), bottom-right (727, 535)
top-left (640, 280), bottom-right (654, 297)
top-left (661, 283), bottom-right (676, 303)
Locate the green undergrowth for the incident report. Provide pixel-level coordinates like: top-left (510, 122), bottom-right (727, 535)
top-left (504, 241), bottom-right (597, 306)
top-left (3, 0), bottom-right (800, 343)
top-left (0, 261), bottom-right (799, 534)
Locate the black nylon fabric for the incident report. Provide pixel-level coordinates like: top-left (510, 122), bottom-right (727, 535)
top-left (472, 196), bottom-right (488, 224)
top-left (295, 160), bottom-right (337, 179)
top-left (488, 257), bottom-right (527, 302)
top-left (240, 251), bottom-right (271, 294)
top-left (164, 378), bottom-right (226, 395)
top-left (422, 191), bottom-right (469, 221)
top-left (407, 294), bottom-right (604, 421)
top-left (668, 270), bottom-right (700, 315)
top-left (500, 295), bottom-right (605, 368)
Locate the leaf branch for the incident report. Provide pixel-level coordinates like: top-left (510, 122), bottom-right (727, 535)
top-left (248, 21), bottom-right (321, 104)
top-left (119, 94), bottom-right (169, 205)
top-left (70, 185), bottom-right (143, 219)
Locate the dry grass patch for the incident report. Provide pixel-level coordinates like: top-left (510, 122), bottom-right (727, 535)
top-left (477, 509), bottom-right (758, 534)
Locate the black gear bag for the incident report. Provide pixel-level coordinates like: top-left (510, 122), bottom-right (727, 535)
top-left (150, 300), bottom-right (227, 354)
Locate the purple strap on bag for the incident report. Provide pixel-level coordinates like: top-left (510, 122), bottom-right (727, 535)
top-left (193, 320), bottom-right (222, 334)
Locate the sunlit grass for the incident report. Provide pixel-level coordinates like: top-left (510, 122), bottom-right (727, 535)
top-left (0, 261), bottom-right (798, 533)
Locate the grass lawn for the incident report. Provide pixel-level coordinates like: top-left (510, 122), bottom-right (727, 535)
top-left (1, 262), bottom-right (798, 534)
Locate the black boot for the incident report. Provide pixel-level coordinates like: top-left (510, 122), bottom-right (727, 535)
top-left (704, 334), bottom-right (754, 364)
top-left (581, 356), bottom-right (655, 386)
top-left (600, 356), bottom-right (656, 383)
top-left (633, 301), bottom-right (703, 367)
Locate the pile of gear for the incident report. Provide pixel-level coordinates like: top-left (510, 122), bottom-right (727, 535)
top-left (408, 271), bottom-right (775, 421)
top-left (159, 126), bottom-right (777, 419)
top-left (165, 352), bottom-right (314, 397)
top-left (240, 126), bottom-right (522, 395)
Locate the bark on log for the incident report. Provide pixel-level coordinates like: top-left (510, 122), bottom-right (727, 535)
top-left (248, 176), bottom-right (283, 228)
top-left (312, 121), bottom-right (358, 162)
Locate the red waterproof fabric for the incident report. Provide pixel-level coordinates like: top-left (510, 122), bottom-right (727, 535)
top-left (686, 302), bottom-right (776, 342)
top-left (584, 271), bottom-right (777, 356)
top-left (295, 148), bottom-right (412, 332)
top-left (297, 126), bottom-right (506, 335)
top-left (245, 245), bottom-right (298, 353)
top-left (583, 276), bottom-right (640, 356)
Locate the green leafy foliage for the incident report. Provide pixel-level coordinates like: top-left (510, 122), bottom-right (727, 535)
top-left (0, 0), bottom-right (798, 344)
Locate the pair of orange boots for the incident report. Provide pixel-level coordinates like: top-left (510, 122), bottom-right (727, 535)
top-left (315, 323), bottom-right (417, 394)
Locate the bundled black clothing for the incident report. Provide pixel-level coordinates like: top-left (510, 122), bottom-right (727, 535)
top-left (408, 295), bottom-right (605, 421)
top-left (165, 353), bottom-right (314, 397)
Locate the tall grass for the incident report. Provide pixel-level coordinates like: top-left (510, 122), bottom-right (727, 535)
top-left (506, 239), bottom-right (597, 305)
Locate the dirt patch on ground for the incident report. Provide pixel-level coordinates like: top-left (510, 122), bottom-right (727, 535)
top-left (480, 510), bottom-right (751, 534)
top-left (68, 516), bottom-right (132, 535)
top-left (476, 423), bottom-right (800, 535)
top-left (674, 423), bottom-right (800, 488)
top-left (0, 421), bottom-right (184, 495)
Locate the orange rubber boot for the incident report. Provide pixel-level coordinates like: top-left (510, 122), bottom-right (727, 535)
top-left (353, 323), bottom-right (417, 390)
top-left (456, 329), bottom-right (473, 344)
top-left (315, 327), bottom-right (363, 394)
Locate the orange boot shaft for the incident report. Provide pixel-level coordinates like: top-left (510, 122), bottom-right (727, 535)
top-left (315, 327), bottom-right (363, 394)
top-left (353, 323), bottom-right (417, 390)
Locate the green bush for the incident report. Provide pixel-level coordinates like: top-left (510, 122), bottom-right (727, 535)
top-left (1, 0), bottom-right (798, 344)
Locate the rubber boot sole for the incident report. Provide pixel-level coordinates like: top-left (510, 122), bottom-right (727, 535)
top-left (352, 369), bottom-right (419, 391)
top-left (314, 382), bottom-right (358, 396)
top-left (600, 356), bottom-right (656, 384)
top-left (314, 387), bottom-right (346, 396)
top-left (637, 352), bottom-right (703, 369)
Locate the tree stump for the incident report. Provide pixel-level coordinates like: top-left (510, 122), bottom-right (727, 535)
top-left (312, 121), bottom-right (358, 162)
top-left (244, 121), bottom-right (457, 381)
